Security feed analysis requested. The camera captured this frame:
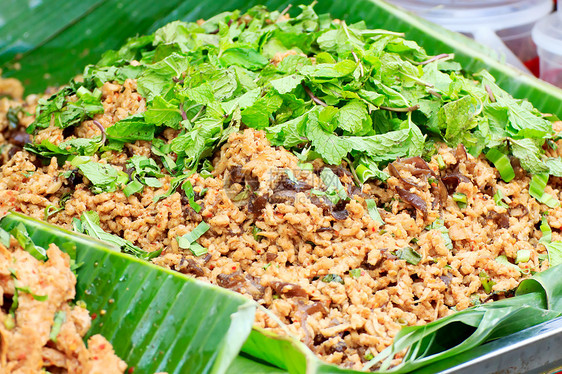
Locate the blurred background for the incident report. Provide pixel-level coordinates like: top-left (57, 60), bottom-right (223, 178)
top-left (392, 0), bottom-right (561, 86)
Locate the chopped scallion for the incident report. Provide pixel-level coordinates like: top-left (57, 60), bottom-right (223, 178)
top-left (452, 192), bottom-right (467, 209)
top-left (530, 174), bottom-right (560, 208)
top-left (349, 269), bottom-right (362, 279)
top-left (493, 189), bottom-right (509, 208)
top-left (50, 311), bottom-right (67, 342)
top-left (436, 154), bottom-right (446, 170)
top-left (365, 199), bottom-right (384, 225)
top-left (539, 214), bottom-right (552, 244)
top-left (486, 149), bottom-right (515, 182)
top-left (515, 250), bottom-right (531, 264)
top-left (479, 271), bottom-right (495, 294)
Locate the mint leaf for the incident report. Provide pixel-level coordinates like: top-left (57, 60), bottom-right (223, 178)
top-left (219, 48), bottom-right (269, 71)
top-left (337, 100), bottom-right (371, 134)
top-left (271, 74), bottom-right (305, 94)
top-left (144, 96), bottom-right (183, 129)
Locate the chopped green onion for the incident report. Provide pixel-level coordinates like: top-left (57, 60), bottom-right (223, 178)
top-left (4, 314), bottom-right (14, 330)
top-left (436, 154), bottom-right (446, 170)
top-left (515, 250), bottom-right (531, 264)
top-left (297, 162), bottom-right (314, 172)
top-left (50, 311), bottom-right (67, 342)
top-left (486, 149), bottom-right (515, 182)
top-left (177, 222), bottom-right (210, 256)
top-left (182, 180), bottom-right (202, 212)
top-left (539, 214), bottom-right (552, 244)
top-left (188, 242), bottom-right (208, 257)
top-left (263, 263), bottom-right (271, 270)
top-left (322, 274), bottom-right (344, 284)
top-left (349, 269), bottom-right (362, 279)
top-left (530, 174), bottom-right (560, 208)
top-left (356, 164), bottom-right (376, 184)
top-left (493, 189), bottom-right (509, 209)
top-left (15, 283), bottom-right (48, 301)
top-left (394, 247), bottom-right (422, 265)
top-left (479, 271), bottom-right (495, 294)
top-left (123, 179), bottom-right (144, 197)
top-left (364, 352), bottom-right (374, 361)
top-left (365, 199), bottom-right (384, 225)
top-left (452, 192), bottom-right (467, 209)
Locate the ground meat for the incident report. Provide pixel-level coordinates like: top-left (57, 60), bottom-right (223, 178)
top-left (0, 237), bottom-right (127, 373)
top-left (0, 78), bottom-right (557, 370)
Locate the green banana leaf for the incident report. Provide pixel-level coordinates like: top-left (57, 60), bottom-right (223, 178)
top-left (0, 212), bottom-right (257, 374)
top-left (1, 0), bottom-right (561, 116)
top-left (3, 211), bottom-right (562, 374)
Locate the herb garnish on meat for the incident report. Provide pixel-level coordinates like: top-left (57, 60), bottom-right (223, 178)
top-left (25, 4), bottom-right (562, 195)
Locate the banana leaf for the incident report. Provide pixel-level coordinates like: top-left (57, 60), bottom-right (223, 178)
top-left (3, 211), bottom-right (562, 374)
top-left (0, 212), bottom-right (256, 374)
top-left (1, 0), bottom-right (561, 116)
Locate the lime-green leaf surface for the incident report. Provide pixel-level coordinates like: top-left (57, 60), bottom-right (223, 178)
top-left (0, 212), bottom-right (255, 374)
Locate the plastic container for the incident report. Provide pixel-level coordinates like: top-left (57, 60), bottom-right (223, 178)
top-left (532, 10), bottom-right (562, 88)
top-left (392, 0), bottom-right (553, 74)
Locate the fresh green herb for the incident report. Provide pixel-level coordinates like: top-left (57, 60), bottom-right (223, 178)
top-left (349, 269), bottom-right (362, 279)
top-left (7, 106), bottom-right (22, 128)
top-left (322, 274), bottom-right (344, 284)
top-left (124, 155), bottom-right (164, 197)
top-left (493, 189), bottom-right (509, 209)
top-left (27, 80), bottom-right (104, 134)
top-left (263, 263), bottom-right (271, 270)
top-left (24, 5), bottom-right (562, 189)
top-left (365, 199), bottom-right (384, 225)
top-left (452, 192), bottom-right (467, 209)
top-left (479, 271), bottom-right (495, 294)
top-left (177, 222), bottom-right (210, 256)
top-left (530, 174), bottom-right (560, 208)
top-left (252, 225), bottom-right (262, 242)
top-left (44, 193), bottom-right (72, 220)
top-left (312, 168), bottom-right (349, 205)
top-left (74, 211), bottom-right (160, 260)
top-left (15, 283), bottom-right (48, 301)
top-left (364, 352), bottom-right (374, 361)
top-left (426, 219), bottom-right (453, 250)
top-left (495, 255), bottom-right (523, 273)
top-left (50, 311), bottom-right (67, 342)
top-left (77, 161), bottom-right (129, 194)
top-left (394, 247), bottom-right (422, 265)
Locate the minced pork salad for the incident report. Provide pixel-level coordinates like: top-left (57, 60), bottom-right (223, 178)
top-left (1, 4), bottom-right (562, 371)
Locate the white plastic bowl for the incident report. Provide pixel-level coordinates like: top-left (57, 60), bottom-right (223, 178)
top-left (532, 10), bottom-right (562, 88)
top-left (392, 0), bottom-right (553, 73)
